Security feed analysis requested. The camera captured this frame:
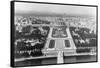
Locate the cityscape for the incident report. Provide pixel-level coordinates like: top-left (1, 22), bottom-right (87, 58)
top-left (13, 2), bottom-right (97, 67)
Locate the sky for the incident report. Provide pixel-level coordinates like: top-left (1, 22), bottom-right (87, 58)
top-left (15, 2), bottom-right (96, 16)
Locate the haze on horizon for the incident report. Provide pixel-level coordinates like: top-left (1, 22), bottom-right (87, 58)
top-left (15, 2), bottom-right (96, 17)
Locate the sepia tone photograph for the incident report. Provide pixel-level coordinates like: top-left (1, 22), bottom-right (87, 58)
top-left (11, 1), bottom-right (97, 67)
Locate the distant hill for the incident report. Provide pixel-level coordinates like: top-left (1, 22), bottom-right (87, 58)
top-left (15, 12), bottom-right (94, 18)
